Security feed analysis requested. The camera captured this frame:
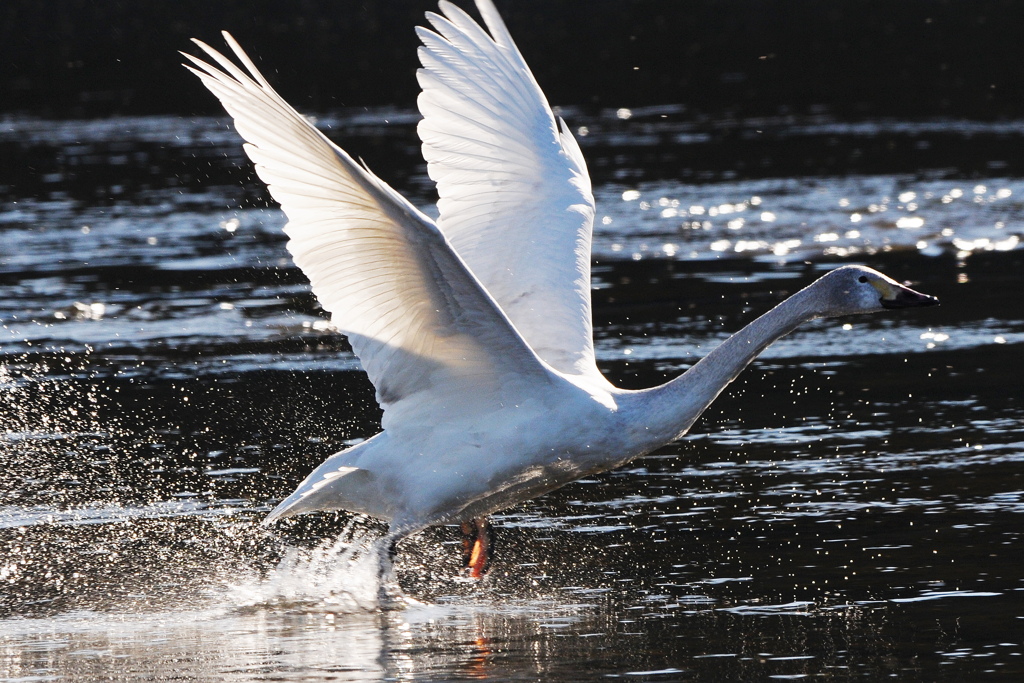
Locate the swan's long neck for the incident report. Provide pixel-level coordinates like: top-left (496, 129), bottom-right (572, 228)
top-left (626, 287), bottom-right (820, 449)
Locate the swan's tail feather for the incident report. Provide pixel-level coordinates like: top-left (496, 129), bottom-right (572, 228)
top-left (261, 463), bottom-right (381, 526)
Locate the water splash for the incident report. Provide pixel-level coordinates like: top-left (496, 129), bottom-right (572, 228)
top-left (0, 352), bottom-right (109, 438)
top-left (226, 522), bottom-right (399, 613)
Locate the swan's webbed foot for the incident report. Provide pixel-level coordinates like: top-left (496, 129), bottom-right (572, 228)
top-left (460, 516), bottom-right (495, 578)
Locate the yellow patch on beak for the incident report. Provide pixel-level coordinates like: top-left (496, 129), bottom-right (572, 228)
top-left (869, 279), bottom-right (896, 301)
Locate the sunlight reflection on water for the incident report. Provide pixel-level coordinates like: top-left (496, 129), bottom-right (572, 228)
top-left (594, 175), bottom-right (1024, 262)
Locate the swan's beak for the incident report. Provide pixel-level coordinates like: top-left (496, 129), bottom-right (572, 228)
top-left (879, 281), bottom-right (940, 309)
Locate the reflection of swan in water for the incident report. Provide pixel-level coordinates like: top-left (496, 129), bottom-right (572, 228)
top-left (184, 0), bottom-right (937, 580)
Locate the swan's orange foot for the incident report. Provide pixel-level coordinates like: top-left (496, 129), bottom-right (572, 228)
top-left (460, 516), bottom-right (494, 578)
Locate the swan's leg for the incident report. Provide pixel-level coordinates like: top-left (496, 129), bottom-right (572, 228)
top-left (376, 531), bottom-right (404, 607)
top-left (460, 516), bottom-right (495, 578)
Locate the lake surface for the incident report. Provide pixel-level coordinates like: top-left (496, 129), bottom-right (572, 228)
top-left (1, 110), bottom-right (1023, 680)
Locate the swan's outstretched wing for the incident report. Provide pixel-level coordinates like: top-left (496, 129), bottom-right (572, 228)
top-left (184, 34), bottom-right (553, 431)
top-left (417, 0), bottom-right (601, 380)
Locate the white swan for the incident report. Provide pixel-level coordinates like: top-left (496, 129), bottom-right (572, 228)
top-left (184, 0), bottom-right (937, 577)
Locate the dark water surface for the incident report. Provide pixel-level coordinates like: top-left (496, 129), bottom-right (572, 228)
top-left (1, 112), bottom-right (1023, 680)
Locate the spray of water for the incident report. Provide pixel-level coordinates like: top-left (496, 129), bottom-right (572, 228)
top-left (226, 521), bottom-right (405, 613)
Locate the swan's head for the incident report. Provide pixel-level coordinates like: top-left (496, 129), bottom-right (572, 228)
top-left (812, 265), bottom-right (939, 317)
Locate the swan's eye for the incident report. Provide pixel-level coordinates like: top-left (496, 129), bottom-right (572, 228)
top-left (858, 275), bottom-right (868, 283)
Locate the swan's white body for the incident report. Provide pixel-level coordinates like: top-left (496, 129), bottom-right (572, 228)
top-left (185, 1), bottom-right (936, 546)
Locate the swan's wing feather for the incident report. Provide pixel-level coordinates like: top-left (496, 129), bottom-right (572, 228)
top-left (185, 34), bottom-right (553, 431)
top-left (416, 0), bottom-right (601, 380)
